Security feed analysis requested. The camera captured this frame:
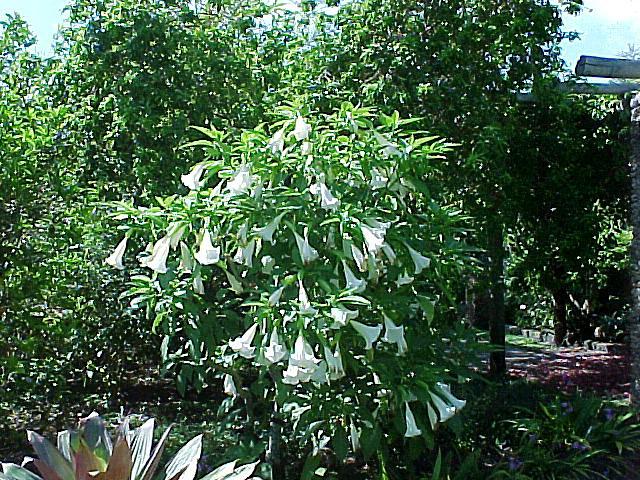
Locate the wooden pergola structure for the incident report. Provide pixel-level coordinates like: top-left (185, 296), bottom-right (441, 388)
top-left (516, 55), bottom-right (640, 406)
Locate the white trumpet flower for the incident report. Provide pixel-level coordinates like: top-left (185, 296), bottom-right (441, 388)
top-left (229, 323), bottom-right (258, 359)
top-left (429, 390), bottom-right (456, 423)
top-left (382, 315), bottom-right (408, 354)
top-left (179, 242), bottom-right (194, 272)
top-left (406, 244), bottom-right (430, 275)
top-left (350, 321), bottom-right (382, 350)
top-left (282, 363), bottom-right (312, 385)
top-left (324, 344), bottom-right (345, 380)
top-left (310, 360), bottom-right (328, 384)
top-left (404, 402), bottom-right (422, 438)
top-left (264, 329), bottom-right (288, 364)
top-left (268, 286), bottom-right (285, 306)
top-left (298, 280), bottom-right (318, 316)
top-left (310, 182), bottom-right (340, 211)
top-left (373, 131), bottom-right (402, 158)
top-left (395, 272), bottom-right (414, 287)
top-left (361, 220), bottom-right (389, 254)
top-left (223, 374), bottom-right (237, 397)
top-left (256, 212), bottom-right (286, 244)
top-left (225, 270), bottom-right (244, 294)
top-left (343, 262), bottom-right (366, 293)
top-left (330, 305), bottom-right (359, 329)
top-left (293, 116), bottom-right (311, 141)
top-left (351, 244), bottom-right (366, 272)
top-left (427, 403), bottom-right (438, 429)
top-left (105, 237), bottom-right (127, 270)
top-left (267, 128), bottom-right (285, 154)
top-left (382, 242), bottom-right (397, 264)
top-left (233, 239), bottom-right (256, 268)
top-left (261, 255), bottom-right (275, 274)
top-left (290, 334), bottom-right (319, 369)
top-left (193, 270), bottom-right (205, 294)
top-left (140, 235), bottom-right (171, 273)
top-left (194, 230), bottom-right (221, 265)
top-left (435, 383), bottom-right (467, 410)
top-left (167, 223), bottom-right (186, 249)
top-left (301, 141), bottom-right (312, 155)
top-left (181, 163), bottom-right (206, 190)
top-left (226, 164), bottom-right (253, 196)
top-left (294, 228), bottom-right (319, 263)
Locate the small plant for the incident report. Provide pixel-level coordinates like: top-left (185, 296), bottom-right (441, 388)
top-left (0, 413), bottom-right (259, 480)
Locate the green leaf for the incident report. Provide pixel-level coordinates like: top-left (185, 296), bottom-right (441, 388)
top-left (417, 295), bottom-right (435, 324)
top-left (332, 426), bottom-right (349, 461)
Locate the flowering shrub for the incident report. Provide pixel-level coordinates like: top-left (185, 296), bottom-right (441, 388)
top-left (106, 103), bottom-right (472, 462)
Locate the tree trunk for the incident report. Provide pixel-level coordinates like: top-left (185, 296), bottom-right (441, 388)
top-left (552, 288), bottom-right (568, 346)
top-left (629, 92), bottom-right (640, 407)
top-left (488, 221), bottom-right (506, 375)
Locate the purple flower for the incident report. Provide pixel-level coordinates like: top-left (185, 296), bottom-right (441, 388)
top-left (561, 402), bottom-right (574, 414)
top-left (603, 408), bottom-right (615, 421)
top-left (571, 441), bottom-right (589, 452)
top-left (508, 457), bottom-right (523, 471)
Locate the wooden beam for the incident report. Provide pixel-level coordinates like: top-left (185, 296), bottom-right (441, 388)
top-left (517, 82), bottom-right (640, 102)
top-left (576, 56), bottom-right (640, 79)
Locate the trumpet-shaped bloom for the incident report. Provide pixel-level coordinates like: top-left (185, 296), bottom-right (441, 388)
top-left (226, 164), bottom-right (253, 196)
top-left (294, 228), bottom-right (319, 263)
top-left (223, 374), bottom-right (237, 397)
top-left (225, 270), bottom-right (244, 294)
top-left (298, 280), bottom-right (318, 316)
top-left (310, 182), bottom-right (340, 211)
top-left (406, 245), bottom-right (431, 275)
top-left (373, 131), bottom-right (402, 158)
top-left (140, 235), bottom-right (171, 273)
top-left (324, 344), bottom-right (345, 380)
top-left (268, 286), bottom-right (285, 306)
top-left (267, 128), bottom-right (285, 154)
top-left (233, 239), bottom-right (256, 268)
top-left (360, 225), bottom-right (385, 255)
top-left (167, 223), bottom-right (187, 249)
top-left (193, 270), bottom-right (205, 294)
top-left (382, 315), bottom-right (408, 354)
top-left (382, 242), bottom-right (397, 264)
top-left (310, 360), bottom-right (328, 384)
top-left (351, 244), bottom-right (366, 272)
top-left (194, 230), bottom-right (221, 265)
top-left (281, 363), bottom-right (312, 385)
top-left (229, 323), bottom-right (258, 359)
top-left (395, 272), bottom-right (414, 287)
top-left (290, 334), bottom-right (319, 369)
top-left (179, 242), bottom-right (194, 272)
top-left (261, 255), bottom-right (275, 274)
top-left (429, 390), bottom-right (456, 423)
top-left (301, 141), bottom-right (312, 155)
top-left (105, 237), bottom-right (127, 270)
top-left (264, 329), bottom-right (288, 364)
top-left (427, 402), bottom-right (438, 429)
top-left (181, 164), bottom-right (206, 190)
top-left (404, 403), bottom-right (422, 438)
top-left (256, 212), bottom-right (286, 244)
top-left (343, 262), bottom-right (366, 293)
top-left (293, 116), bottom-right (311, 141)
top-left (351, 321), bottom-right (382, 350)
top-left (435, 383), bottom-right (467, 410)
top-left (330, 305), bottom-right (359, 328)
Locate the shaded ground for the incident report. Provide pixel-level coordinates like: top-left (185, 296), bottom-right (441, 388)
top-left (506, 344), bottom-right (631, 399)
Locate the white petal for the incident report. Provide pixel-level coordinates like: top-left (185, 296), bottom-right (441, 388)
top-left (382, 315), bottom-right (407, 354)
top-left (264, 329), bottom-right (288, 364)
top-left (395, 272), bottom-right (414, 287)
top-left (404, 403), bottom-right (422, 438)
top-left (294, 229), bottom-right (319, 264)
top-left (181, 164), bottom-right (206, 190)
top-left (350, 321), bottom-right (382, 350)
top-left (179, 242), bottom-right (194, 272)
top-left (330, 305), bottom-right (359, 329)
top-left (361, 224), bottom-right (386, 254)
top-left (256, 212), bottom-right (286, 244)
top-left (267, 128), bottom-right (285, 154)
top-left (406, 245), bottom-right (430, 275)
top-left (223, 374), bottom-right (237, 397)
top-left (193, 270), bottom-right (205, 294)
top-left (382, 243), bottom-right (397, 264)
top-left (351, 244), bottom-right (366, 272)
top-left (268, 286), bottom-right (285, 306)
top-left (298, 280), bottom-right (318, 316)
top-left (194, 231), bottom-right (221, 265)
top-left (343, 262), bottom-right (366, 293)
top-left (429, 391), bottom-right (456, 423)
top-left (261, 255), bottom-right (275, 274)
top-left (435, 383), bottom-right (467, 410)
top-left (140, 235), bottom-right (171, 273)
top-left (229, 323), bottom-right (258, 358)
top-left (290, 334), bottom-right (319, 369)
top-left (105, 237), bottom-right (127, 270)
top-left (226, 164), bottom-right (253, 196)
top-left (293, 116), bottom-right (311, 141)
top-left (233, 239), bottom-right (256, 268)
